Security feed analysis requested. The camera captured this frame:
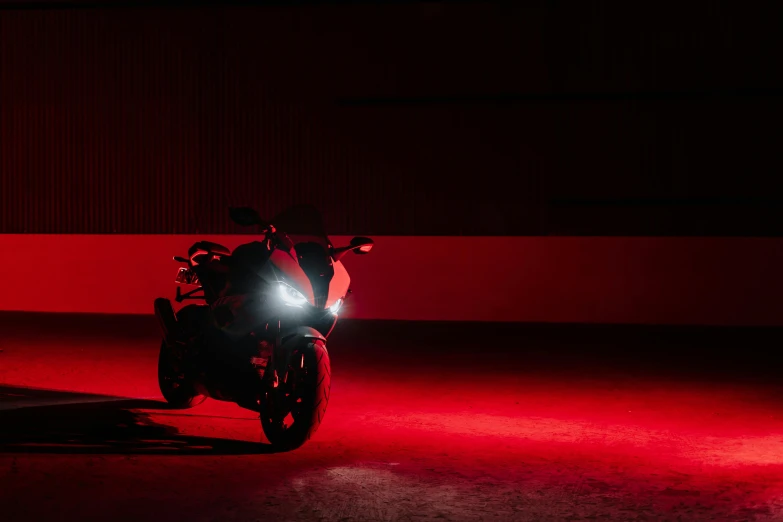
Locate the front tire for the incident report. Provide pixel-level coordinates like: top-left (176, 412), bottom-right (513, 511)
top-left (260, 339), bottom-right (331, 450)
top-left (158, 341), bottom-right (207, 409)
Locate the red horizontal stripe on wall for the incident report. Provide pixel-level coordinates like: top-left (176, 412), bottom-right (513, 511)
top-left (2, 234), bottom-right (783, 326)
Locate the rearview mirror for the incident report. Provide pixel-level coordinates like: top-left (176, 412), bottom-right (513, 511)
top-left (350, 236), bottom-right (374, 254)
top-left (333, 237), bottom-right (374, 261)
top-left (229, 207), bottom-right (265, 227)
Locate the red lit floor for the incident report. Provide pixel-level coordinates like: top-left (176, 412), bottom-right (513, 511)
top-left (1, 314), bottom-right (782, 521)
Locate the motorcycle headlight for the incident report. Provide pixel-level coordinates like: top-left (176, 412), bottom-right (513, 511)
top-left (329, 298), bottom-right (343, 314)
top-left (278, 282), bottom-right (308, 307)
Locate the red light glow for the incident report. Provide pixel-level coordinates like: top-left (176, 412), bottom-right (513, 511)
top-left (1, 316), bottom-right (782, 520)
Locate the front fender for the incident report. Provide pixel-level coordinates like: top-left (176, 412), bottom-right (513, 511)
top-left (269, 326), bottom-right (328, 380)
top-left (280, 326), bottom-right (327, 346)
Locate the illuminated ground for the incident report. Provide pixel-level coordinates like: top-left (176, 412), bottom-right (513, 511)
top-left (1, 313), bottom-right (782, 521)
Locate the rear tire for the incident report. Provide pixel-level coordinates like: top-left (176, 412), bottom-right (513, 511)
top-left (260, 339), bottom-right (331, 450)
top-left (158, 341), bottom-right (207, 409)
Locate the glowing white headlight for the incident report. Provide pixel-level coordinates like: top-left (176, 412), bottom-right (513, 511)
top-left (278, 283), bottom-right (308, 307)
top-left (329, 298), bottom-right (343, 314)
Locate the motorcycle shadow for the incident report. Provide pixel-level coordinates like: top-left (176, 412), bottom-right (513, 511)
top-left (0, 385), bottom-right (279, 455)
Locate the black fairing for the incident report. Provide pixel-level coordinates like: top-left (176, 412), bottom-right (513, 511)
top-left (294, 242), bottom-right (334, 309)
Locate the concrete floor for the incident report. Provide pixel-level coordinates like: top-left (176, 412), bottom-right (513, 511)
top-left (1, 313), bottom-right (783, 521)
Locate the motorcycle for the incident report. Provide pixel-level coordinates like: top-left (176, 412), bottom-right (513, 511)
top-left (153, 205), bottom-right (373, 449)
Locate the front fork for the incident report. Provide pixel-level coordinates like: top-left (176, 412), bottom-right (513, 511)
top-left (267, 318), bottom-right (282, 389)
top-left (254, 317), bottom-right (284, 389)
top-left (255, 320), bottom-right (326, 411)
top-left (245, 318), bottom-right (282, 413)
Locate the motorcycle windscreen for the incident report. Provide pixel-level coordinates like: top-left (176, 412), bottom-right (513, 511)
top-left (269, 205), bottom-right (350, 309)
top-left (271, 205), bottom-right (331, 250)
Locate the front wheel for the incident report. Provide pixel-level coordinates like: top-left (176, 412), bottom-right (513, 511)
top-left (158, 341), bottom-right (207, 409)
top-left (260, 339), bottom-right (331, 450)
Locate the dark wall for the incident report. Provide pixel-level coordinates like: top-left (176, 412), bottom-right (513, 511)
top-left (1, 1), bottom-right (782, 235)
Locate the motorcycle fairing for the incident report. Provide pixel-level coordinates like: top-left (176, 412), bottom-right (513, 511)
top-left (327, 260), bottom-right (350, 308)
top-left (294, 242), bottom-right (334, 309)
top-left (254, 240), bottom-right (350, 310)
top-left (257, 249), bottom-right (317, 305)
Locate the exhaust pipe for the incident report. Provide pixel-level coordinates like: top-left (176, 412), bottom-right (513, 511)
top-left (154, 297), bottom-right (181, 346)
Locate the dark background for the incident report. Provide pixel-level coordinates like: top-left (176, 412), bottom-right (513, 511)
top-left (1, 0), bottom-right (782, 236)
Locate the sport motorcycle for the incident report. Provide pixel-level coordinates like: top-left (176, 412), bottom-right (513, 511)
top-left (153, 205), bottom-right (373, 449)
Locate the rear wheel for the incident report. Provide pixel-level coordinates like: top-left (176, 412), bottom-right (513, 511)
top-left (260, 339), bottom-right (331, 450)
top-left (158, 341), bottom-right (207, 408)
